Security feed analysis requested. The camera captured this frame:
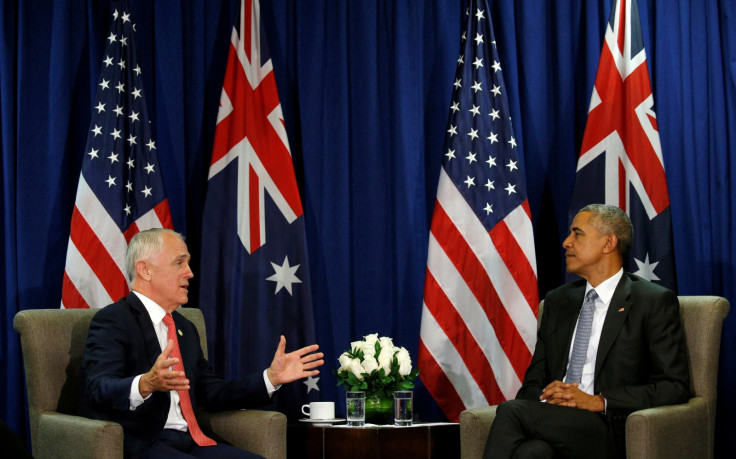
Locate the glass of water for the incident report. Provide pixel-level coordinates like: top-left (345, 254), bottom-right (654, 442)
top-left (346, 391), bottom-right (365, 427)
top-left (393, 390), bottom-right (413, 426)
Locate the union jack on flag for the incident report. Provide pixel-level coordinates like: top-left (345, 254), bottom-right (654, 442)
top-left (199, 0), bottom-right (317, 422)
top-left (569, 0), bottom-right (676, 289)
top-left (418, 0), bottom-right (539, 422)
top-left (207, 0), bottom-right (303, 254)
top-left (62, 1), bottom-right (173, 309)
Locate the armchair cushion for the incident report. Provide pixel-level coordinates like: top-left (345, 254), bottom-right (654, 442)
top-left (625, 397), bottom-right (708, 458)
top-left (36, 411), bottom-right (123, 459)
top-left (198, 409), bottom-right (287, 459)
top-left (459, 405), bottom-right (497, 459)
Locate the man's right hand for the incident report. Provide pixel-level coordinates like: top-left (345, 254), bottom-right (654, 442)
top-left (541, 380), bottom-right (605, 412)
top-left (138, 339), bottom-right (190, 397)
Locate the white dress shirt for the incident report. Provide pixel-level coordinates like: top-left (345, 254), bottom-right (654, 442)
top-left (565, 268), bottom-right (624, 395)
top-left (127, 291), bottom-right (278, 431)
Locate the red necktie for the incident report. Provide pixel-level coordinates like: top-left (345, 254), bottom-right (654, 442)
top-left (162, 314), bottom-right (216, 447)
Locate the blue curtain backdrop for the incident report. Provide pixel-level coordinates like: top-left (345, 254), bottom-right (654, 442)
top-left (2, 0), bottom-right (735, 456)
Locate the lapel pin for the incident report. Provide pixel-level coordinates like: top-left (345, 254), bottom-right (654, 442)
top-left (618, 308), bottom-right (625, 312)
top-left (178, 329), bottom-right (183, 336)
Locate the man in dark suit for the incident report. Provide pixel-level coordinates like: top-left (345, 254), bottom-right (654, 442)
top-left (80, 228), bottom-right (324, 458)
top-left (484, 204), bottom-right (690, 458)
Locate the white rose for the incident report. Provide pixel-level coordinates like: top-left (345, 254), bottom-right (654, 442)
top-left (349, 339), bottom-right (374, 359)
top-left (348, 358), bottom-right (365, 380)
top-left (338, 352), bottom-right (352, 371)
top-left (361, 356), bottom-right (379, 374)
top-left (360, 340), bottom-right (377, 358)
top-left (377, 347), bottom-right (394, 374)
top-left (362, 335), bottom-right (379, 358)
top-left (363, 333), bottom-right (379, 347)
top-left (396, 347), bottom-right (412, 376)
top-left (378, 336), bottom-right (394, 350)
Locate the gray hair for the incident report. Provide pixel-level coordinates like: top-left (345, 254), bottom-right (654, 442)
top-left (578, 204), bottom-right (634, 258)
top-left (125, 228), bottom-right (184, 282)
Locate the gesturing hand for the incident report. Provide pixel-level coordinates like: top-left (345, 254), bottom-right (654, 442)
top-left (139, 339), bottom-right (190, 397)
top-left (266, 335), bottom-right (324, 387)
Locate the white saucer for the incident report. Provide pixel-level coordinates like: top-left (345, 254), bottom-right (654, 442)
top-left (299, 418), bottom-right (345, 424)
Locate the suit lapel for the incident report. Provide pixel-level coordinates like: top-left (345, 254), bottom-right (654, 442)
top-left (595, 274), bottom-right (633, 377)
top-left (128, 293), bottom-right (164, 367)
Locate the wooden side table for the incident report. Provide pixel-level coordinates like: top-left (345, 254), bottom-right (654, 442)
top-left (287, 422), bottom-right (460, 459)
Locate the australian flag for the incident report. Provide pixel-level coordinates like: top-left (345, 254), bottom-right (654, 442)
top-left (199, 0), bottom-right (318, 422)
top-left (569, 0), bottom-right (676, 290)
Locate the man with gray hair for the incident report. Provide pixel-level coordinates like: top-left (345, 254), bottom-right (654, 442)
top-left (81, 228), bottom-right (324, 458)
top-left (484, 204), bottom-right (689, 458)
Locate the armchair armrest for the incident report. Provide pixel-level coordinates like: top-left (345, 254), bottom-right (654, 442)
top-left (459, 405), bottom-right (498, 459)
top-left (198, 409), bottom-right (287, 459)
top-left (36, 411), bottom-right (123, 459)
top-left (625, 397), bottom-right (708, 459)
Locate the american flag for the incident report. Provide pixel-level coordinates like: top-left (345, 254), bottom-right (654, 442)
top-left (569, 0), bottom-right (676, 290)
top-left (62, 1), bottom-right (173, 309)
top-left (418, 0), bottom-right (539, 422)
top-left (199, 0), bottom-right (317, 422)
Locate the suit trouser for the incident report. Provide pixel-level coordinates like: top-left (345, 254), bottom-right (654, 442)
top-left (483, 399), bottom-right (611, 459)
top-left (134, 429), bottom-right (263, 459)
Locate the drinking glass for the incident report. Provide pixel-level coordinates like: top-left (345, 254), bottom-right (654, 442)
top-left (393, 390), bottom-right (413, 426)
top-left (346, 391), bottom-right (366, 427)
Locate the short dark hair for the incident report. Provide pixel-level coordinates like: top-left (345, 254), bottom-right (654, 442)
top-left (578, 204), bottom-right (634, 258)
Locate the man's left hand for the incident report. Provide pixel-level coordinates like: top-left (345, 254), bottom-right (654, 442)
top-left (541, 380), bottom-right (605, 412)
top-left (266, 336), bottom-right (324, 387)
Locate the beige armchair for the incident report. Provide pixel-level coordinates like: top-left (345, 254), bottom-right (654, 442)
top-left (459, 296), bottom-right (730, 459)
top-left (14, 307), bottom-right (287, 459)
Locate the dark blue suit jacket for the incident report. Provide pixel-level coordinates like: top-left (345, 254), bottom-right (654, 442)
top-left (79, 294), bottom-right (272, 456)
top-left (517, 273), bottom-right (690, 455)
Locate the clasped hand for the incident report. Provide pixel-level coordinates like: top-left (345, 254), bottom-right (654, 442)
top-left (540, 380), bottom-right (605, 412)
top-left (139, 339), bottom-right (189, 398)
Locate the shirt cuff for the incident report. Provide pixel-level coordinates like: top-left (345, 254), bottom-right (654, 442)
top-left (263, 369), bottom-right (280, 397)
top-left (130, 374), bottom-right (150, 410)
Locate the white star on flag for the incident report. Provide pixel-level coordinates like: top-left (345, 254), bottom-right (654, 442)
top-left (62, 3), bottom-right (173, 309)
top-left (633, 253), bottom-right (661, 281)
top-left (303, 376), bottom-right (320, 393)
top-left (266, 255), bottom-right (302, 295)
top-left (418, 0), bottom-right (538, 422)
top-left (568, 0), bottom-right (676, 290)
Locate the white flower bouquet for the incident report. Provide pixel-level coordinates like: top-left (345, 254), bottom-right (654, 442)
top-left (333, 333), bottom-right (419, 398)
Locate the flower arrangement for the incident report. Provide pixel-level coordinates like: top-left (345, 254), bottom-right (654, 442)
top-left (333, 333), bottom-right (419, 399)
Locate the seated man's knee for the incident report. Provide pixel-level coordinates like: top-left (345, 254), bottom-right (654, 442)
top-left (496, 398), bottom-right (527, 419)
top-left (512, 439), bottom-right (554, 459)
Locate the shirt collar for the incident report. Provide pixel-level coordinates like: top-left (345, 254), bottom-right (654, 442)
top-left (131, 290), bottom-right (174, 325)
top-left (586, 268), bottom-right (624, 305)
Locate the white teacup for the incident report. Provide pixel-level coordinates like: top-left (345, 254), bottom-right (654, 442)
top-left (301, 401), bottom-right (335, 420)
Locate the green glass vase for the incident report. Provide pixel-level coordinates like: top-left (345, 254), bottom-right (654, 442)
top-left (364, 391), bottom-right (393, 424)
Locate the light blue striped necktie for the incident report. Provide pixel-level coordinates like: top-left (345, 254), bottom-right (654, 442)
top-left (565, 289), bottom-right (598, 384)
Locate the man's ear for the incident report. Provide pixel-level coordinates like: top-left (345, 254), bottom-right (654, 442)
top-left (602, 233), bottom-right (619, 254)
top-left (135, 260), bottom-right (151, 282)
